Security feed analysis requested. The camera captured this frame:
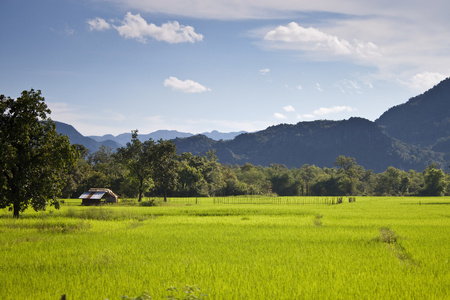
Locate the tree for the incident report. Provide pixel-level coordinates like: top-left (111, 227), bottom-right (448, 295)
top-left (299, 164), bottom-right (320, 195)
top-left (375, 166), bottom-right (403, 196)
top-left (116, 130), bottom-right (154, 202)
top-left (421, 164), bottom-right (446, 196)
top-left (268, 165), bottom-right (301, 196)
top-left (235, 163), bottom-right (271, 195)
top-left (177, 153), bottom-right (208, 197)
top-left (61, 156), bottom-right (93, 198)
top-left (0, 90), bottom-right (78, 217)
top-left (334, 156), bottom-right (362, 195)
top-left (199, 151), bottom-right (227, 196)
top-left (89, 145), bottom-right (125, 192)
top-left (151, 139), bottom-right (178, 202)
top-left (334, 155), bottom-right (357, 173)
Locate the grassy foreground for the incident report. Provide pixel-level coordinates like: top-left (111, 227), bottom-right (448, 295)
top-left (1, 197), bottom-right (449, 299)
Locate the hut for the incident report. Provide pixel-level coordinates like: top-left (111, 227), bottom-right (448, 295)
top-left (79, 188), bottom-right (118, 205)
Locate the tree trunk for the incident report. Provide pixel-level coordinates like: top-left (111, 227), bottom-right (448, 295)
top-left (163, 189), bottom-right (167, 202)
top-left (138, 179), bottom-right (143, 202)
top-left (12, 184), bottom-right (20, 218)
top-left (13, 202), bottom-right (20, 218)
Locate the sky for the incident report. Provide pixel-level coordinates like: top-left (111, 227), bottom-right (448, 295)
top-left (1, 0), bottom-right (449, 136)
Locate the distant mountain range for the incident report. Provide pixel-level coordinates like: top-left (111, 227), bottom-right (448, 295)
top-left (55, 77), bottom-right (450, 172)
top-left (88, 130), bottom-right (246, 146)
top-left (54, 122), bottom-right (246, 153)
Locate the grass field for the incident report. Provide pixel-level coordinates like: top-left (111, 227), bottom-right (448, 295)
top-left (1, 196), bottom-right (449, 299)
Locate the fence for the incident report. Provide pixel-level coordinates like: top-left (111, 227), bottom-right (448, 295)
top-left (165, 196), bottom-right (356, 205)
top-left (211, 196), bottom-right (354, 205)
top-left (61, 196), bottom-right (356, 206)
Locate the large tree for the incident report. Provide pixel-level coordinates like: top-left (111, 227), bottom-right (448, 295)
top-left (116, 130), bottom-right (154, 202)
top-left (0, 90), bottom-right (78, 217)
top-left (421, 164), bottom-right (447, 196)
top-left (152, 139), bottom-right (178, 202)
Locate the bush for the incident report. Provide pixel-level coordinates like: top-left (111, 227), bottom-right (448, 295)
top-left (378, 227), bottom-right (398, 244)
top-left (140, 199), bottom-right (158, 207)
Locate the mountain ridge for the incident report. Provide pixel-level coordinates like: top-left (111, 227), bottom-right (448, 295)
top-left (376, 77), bottom-right (450, 149)
top-left (55, 78), bottom-right (450, 172)
top-left (172, 117), bottom-right (447, 173)
top-left (88, 129), bottom-right (247, 146)
top-left (54, 121), bottom-right (123, 153)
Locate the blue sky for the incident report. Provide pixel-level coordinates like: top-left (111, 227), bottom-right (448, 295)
top-left (1, 0), bottom-right (449, 136)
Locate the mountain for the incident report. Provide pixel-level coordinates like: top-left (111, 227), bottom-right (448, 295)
top-left (56, 121), bottom-right (245, 152)
top-left (376, 77), bottom-right (450, 152)
top-left (201, 130), bottom-right (247, 141)
top-left (88, 130), bottom-right (245, 145)
top-left (54, 121), bottom-right (122, 153)
top-left (89, 130), bottom-right (193, 146)
top-left (173, 117), bottom-right (447, 173)
top-left (55, 78), bottom-right (450, 172)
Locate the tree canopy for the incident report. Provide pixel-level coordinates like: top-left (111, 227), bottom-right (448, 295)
top-left (0, 89), bottom-right (78, 217)
top-left (62, 140), bottom-right (449, 200)
top-left (115, 130), bottom-right (154, 202)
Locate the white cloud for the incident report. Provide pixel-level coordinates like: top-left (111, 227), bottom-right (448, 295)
top-left (87, 17), bottom-right (111, 31)
top-left (50, 23), bottom-right (76, 36)
top-left (92, 2), bottom-right (450, 86)
top-left (164, 77), bottom-right (211, 93)
top-left (313, 106), bottom-right (355, 116)
top-left (315, 83), bottom-right (323, 92)
top-left (47, 102), bottom-right (77, 119)
top-left (104, 1), bottom-right (450, 80)
top-left (259, 68), bottom-right (270, 75)
top-left (64, 27), bottom-right (76, 35)
top-left (406, 72), bottom-right (447, 91)
top-left (274, 112), bottom-right (287, 119)
top-left (114, 12), bottom-right (203, 43)
top-left (296, 85), bottom-right (303, 90)
top-left (101, 1), bottom-right (445, 23)
top-left (302, 114), bottom-right (315, 119)
top-left (334, 79), bottom-right (363, 94)
top-left (183, 118), bottom-right (271, 133)
top-left (283, 105), bottom-right (295, 112)
top-left (263, 22), bottom-right (380, 62)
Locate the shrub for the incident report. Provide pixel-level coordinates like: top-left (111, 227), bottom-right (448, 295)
top-left (378, 227), bottom-right (398, 244)
top-left (140, 199), bottom-right (158, 207)
top-left (314, 214), bottom-right (323, 226)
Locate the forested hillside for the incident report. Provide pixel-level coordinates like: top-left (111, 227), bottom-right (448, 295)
top-left (173, 118), bottom-right (446, 173)
top-left (376, 77), bottom-right (450, 151)
top-left (56, 78), bottom-right (450, 173)
top-left (54, 121), bottom-right (122, 152)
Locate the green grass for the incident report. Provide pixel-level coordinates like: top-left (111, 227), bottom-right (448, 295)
top-left (1, 197), bottom-right (449, 299)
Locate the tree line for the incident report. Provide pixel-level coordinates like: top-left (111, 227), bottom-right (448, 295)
top-left (2, 90), bottom-right (449, 218)
top-left (62, 137), bottom-right (449, 200)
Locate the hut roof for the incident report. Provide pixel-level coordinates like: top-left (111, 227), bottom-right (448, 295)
top-left (79, 188), bottom-right (118, 200)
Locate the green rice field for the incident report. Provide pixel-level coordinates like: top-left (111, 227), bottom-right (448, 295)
top-left (1, 196), bottom-right (449, 299)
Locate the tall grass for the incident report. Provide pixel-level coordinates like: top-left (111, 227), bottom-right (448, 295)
top-left (0, 196), bottom-right (449, 299)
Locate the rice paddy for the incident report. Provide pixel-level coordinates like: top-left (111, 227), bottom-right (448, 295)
top-left (1, 196), bottom-right (449, 299)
